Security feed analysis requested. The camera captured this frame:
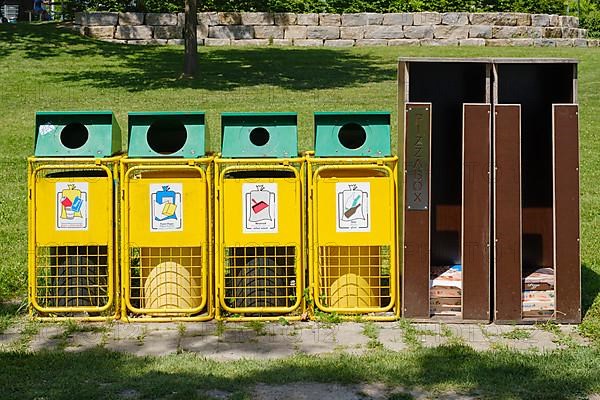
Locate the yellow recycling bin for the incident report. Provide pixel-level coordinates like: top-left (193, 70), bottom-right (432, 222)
top-left (215, 113), bottom-right (304, 321)
top-left (120, 112), bottom-right (213, 321)
top-left (28, 111), bottom-right (121, 320)
top-left (308, 112), bottom-right (398, 320)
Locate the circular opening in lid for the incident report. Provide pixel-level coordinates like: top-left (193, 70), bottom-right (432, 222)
top-left (338, 123), bottom-right (367, 150)
top-left (60, 123), bottom-right (89, 150)
top-left (249, 127), bottom-right (270, 147)
top-left (147, 120), bottom-right (187, 155)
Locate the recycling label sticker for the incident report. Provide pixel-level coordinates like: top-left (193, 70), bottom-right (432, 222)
top-left (243, 183), bottom-right (278, 233)
top-left (56, 182), bottom-right (88, 231)
top-left (336, 182), bottom-right (370, 232)
top-left (150, 184), bottom-right (183, 232)
top-left (39, 123), bottom-right (56, 137)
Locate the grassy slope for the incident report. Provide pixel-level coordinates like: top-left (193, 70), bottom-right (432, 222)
top-left (0, 346), bottom-right (599, 399)
top-left (1, 24), bottom-right (599, 327)
top-left (0, 21), bottom-right (600, 399)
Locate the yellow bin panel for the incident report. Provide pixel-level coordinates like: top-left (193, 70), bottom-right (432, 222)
top-left (222, 178), bottom-right (301, 246)
top-left (127, 176), bottom-right (207, 247)
top-left (314, 175), bottom-right (394, 246)
top-left (35, 177), bottom-right (112, 246)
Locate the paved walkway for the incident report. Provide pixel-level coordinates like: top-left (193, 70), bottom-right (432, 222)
top-left (0, 320), bottom-right (588, 358)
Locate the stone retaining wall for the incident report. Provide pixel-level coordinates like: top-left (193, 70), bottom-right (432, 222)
top-left (73, 11), bottom-right (598, 47)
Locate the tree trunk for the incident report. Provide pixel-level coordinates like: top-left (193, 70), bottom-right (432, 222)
top-left (183, 0), bottom-right (198, 78)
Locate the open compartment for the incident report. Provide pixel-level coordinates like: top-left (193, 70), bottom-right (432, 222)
top-left (493, 59), bottom-right (580, 323)
top-left (400, 59), bottom-right (492, 321)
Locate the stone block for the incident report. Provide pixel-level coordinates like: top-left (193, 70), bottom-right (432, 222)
top-left (574, 38), bottom-right (588, 47)
top-left (74, 12), bottom-right (86, 25)
top-left (549, 14), bottom-right (560, 26)
top-left (355, 39), bottom-right (388, 46)
top-left (284, 25), bottom-right (307, 39)
top-left (469, 25), bottom-right (492, 39)
top-left (205, 38), bottom-right (231, 46)
top-left (218, 12), bottom-right (242, 25)
top-left (365, 25), bottom-right (404, 39)
top-left (293, 39), bottom-right (323, 46)
top-left (532, 14), bottom-right (551, 26)
top-left (297, 13), bottom-right (319, 25)
top-left (146, 13), bottom-right (178, 26)
top-left (154, 26), bottom-right (182, 39)
top-left (324, 39), bottom-right (355, 47)
top-left (127, 39), bottom-right (167, 45)
top-left (588, 39), bottom-right (600, 47)
top-left (177, 13), bottom-right (185, 27)
top-left (560, 16), bottom-right (578, 28)
top-left (271, 39), bottom-right (293, 46)
top-left (459, 38), bottom-right (486, 46)
top-left (273, 13), bottom-right (297, 25)
top-left (403, 25), bottom-right (434, 39)
top-left (319, 13), bottom-right (341, 26)
top-left (492, 26), bottom-right (530, 39)
top-left (341, 13), bottom-right (368, 26)
top-left (209, 25), bottom-right (254, 40)
top-left (307, 26), bottom-right (340, 40)
top-left (441, 12), bottom-right (469, 25)
top-left (388, 39), bottom-right (420, 46)
top-left (534, 38), bottom-right (556, 47)
top-left (167, 39), bottom-right (185, 45)
top-left (382, 13), bottom-right (413, 26)
top-left (510, 38), bottom-right (534, 46)
top-left (198, 12), bottom-right (219, 26)
top-left (515, 13), bottom-right (531, 26)
top-left (434, 25), bottom-right (469, 39)
top-left (469, 13), bottom-right (496, 25)
top-left (87, 12), bottom-right (118, 26)
top-left (414, 12), bottom-right (441, 25)
top-left (420, 38), bottom-right (458, 46)
top-left (84, 26), bottom-right (115, 39)
top-left (555, 39), bottom-right (574, 47)
top-left (578, 29), bottom-right (587, 38)
top-left (241, 12), bottom-right (274, 25)
top-left (559, 28), bottom-right (579, 39)
top-left (254, 26), bottom-right (284, 39)
top-left (197, 21), bottom-right (208, 38)
top-left (341, 26), bottom-right (365, 40)
top-left (495, 13), bottom-right (518, 26)
top-left (115, 25), bottom-right (153, 40)
top-left (118, 12), bottom-right (144, 25)
top-left (365, 13), bottom-right (384, 25)
top-left (543, 27), bottom-right (563, 38)
top-left (231, 39), bottom-right (270, 46)
top-left (527, 27), bottom-right (544, 38)
top-left (485, 39), bottom-right (512, 46)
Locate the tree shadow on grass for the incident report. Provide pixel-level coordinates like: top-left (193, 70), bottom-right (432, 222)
top-left (582, 263), bottom-right (600, 316)
top-left (1, 345), bottom-right (599, 399)
top-left (0, 23), bottom-right (395, 92)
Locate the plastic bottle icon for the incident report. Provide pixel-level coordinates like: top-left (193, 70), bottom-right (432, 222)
top-left (60, 184), bottom-right (83, 220)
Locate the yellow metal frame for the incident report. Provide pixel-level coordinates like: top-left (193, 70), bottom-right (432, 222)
top-left (214, 157), bottom-right (305, 321)
top-left (27, 156), bottom-right (121, 321)
top-left (307, 155), bottom-right (399, 321)
top-left (120, 157), bottom-right (214, 322)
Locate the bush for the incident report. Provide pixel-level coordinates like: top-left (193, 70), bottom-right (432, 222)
top-left (67, 0), bottom-right (570, 14)
top-left (582, 10), bottom-right (600, 37)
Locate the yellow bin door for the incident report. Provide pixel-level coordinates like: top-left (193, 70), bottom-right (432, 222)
top-left (125, 167), bottom-right (208, 316)
top-left (32, 166), bottom-right (114, 314)
top-left (313, 166), bottom-right (396, 314)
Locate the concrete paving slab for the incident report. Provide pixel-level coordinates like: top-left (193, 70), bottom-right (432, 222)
top-left (29, 326), bottom-right (64, 352)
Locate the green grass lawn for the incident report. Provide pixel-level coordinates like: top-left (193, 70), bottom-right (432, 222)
top-left (1, 22), bottom-right (600, 399)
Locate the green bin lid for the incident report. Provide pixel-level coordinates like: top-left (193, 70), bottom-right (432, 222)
top-left (127, 112), bottom-right (206, 158)
top-left (314, 112), bottom-right (391, 157)
top-left (221, 113), bottom-right (298, 158)
top-left (34, 111), bottom-right (121, 157)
